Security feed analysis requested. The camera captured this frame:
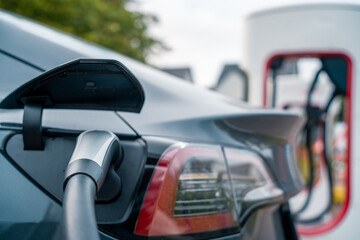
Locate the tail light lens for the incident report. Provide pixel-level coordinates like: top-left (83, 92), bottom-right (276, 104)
top-left (224, 148), bottom-right (284, 219)
top-left (135, 143), bottom-right (284, 237)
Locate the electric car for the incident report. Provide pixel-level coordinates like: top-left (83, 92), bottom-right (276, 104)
top-left (0, 10), bottom-right (303, 240)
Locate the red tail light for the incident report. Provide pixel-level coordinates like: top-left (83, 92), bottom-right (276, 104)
top-left (135, 144), bottom-right (236, 236)
top-left (135, 143), bottom-right (284, 237)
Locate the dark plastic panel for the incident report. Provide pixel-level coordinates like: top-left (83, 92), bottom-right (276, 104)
top-left (0, 59), bottom-right (145, 113)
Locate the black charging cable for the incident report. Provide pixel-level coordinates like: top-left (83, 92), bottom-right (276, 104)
top-left (293, 63), bottom-right (341, 223)
top-left (292, 68), bottom-right (323, 217)
top-left (62, 130), bottom-right (121, 240)
top-left (296, 90), bottom-right (339, 224)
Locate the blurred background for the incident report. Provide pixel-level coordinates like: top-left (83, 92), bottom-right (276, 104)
top-left (1, 0), bottom-right (358, 89)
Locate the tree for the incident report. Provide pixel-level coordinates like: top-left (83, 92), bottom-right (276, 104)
top-left (0, 0), bottom-right (164, 63)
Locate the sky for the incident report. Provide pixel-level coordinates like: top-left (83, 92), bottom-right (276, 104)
top-left (133, 0), bottom-right (360, 87)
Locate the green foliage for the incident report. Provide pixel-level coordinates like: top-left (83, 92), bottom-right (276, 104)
top-left (0, 0), bottom-right (163, 62)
